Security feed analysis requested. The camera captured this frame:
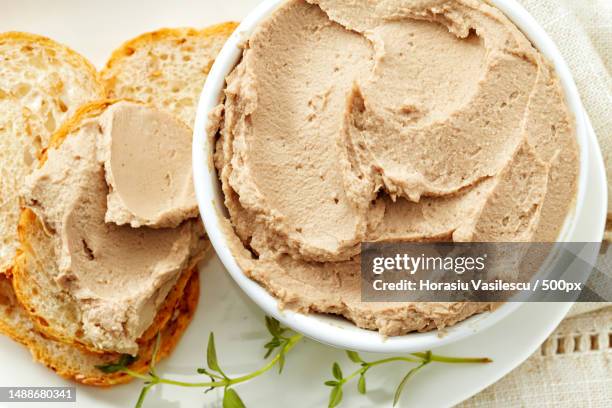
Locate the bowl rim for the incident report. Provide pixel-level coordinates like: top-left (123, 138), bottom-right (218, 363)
top-left (192, 0), bottom-right (595, 353)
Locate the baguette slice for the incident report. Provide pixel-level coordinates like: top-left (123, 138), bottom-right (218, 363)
top-left (12, 210), bottom-right (199, 355)
top-left (101, 23), bottom-right (237, 128)
top-left (0, 32), bottom-right (105, 275)
top-left (0, 270), bottom-right (199, 386)
top-left (12, 101), bottom-right (207, 354)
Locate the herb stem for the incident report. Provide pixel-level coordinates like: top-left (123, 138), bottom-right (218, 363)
top-left (368, 356), bottom-right (422, 367)
top-left (202, 372), bottom-right (226, 380)
top-left (229, 351), bottom-right (283, 383)
top-left (411, 352), bottom-right (492, 364)
top-left (156, 378), bottom-right (220, 388)
top-left (135, 385), bottom-right (153, 408)
top-left (122, 369), bottom-right (155, 382)
top-left (228, 333), bottom-right (303, 383)
top-left (342, 352), bottom-right (491, 381)
top-left (340, 366), bottom-right (367, 383)
top-left (121, 333), bottom-right (305, 390)
top-left (327, 350), bottom-right (491, 407)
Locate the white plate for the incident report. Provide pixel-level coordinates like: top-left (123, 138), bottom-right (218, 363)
top-left (0, 115), bottom-right (605, 408)
top-left (0, 1), bottom-right (606, 407)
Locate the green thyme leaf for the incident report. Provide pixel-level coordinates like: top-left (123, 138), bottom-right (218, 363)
top-left (95, 354), bottom-right (137, 373)
top-left (223, 388), bottom-right (246, 408)
top-left (264, 339), bottom-right (281, 349)
top-left (95, 363), bottom-right (122, 374)
top-left (265, 316), bottom-right (282, 338)
top-left (346, 351), bottom-right (363, 364)
top-left (278, 348), bottom-right (286, 374)
top-left (324, 380), bottom-right (339, 387)
top-left (358, 374), bottom-right (366, 394)
top-left (119, 354), bottom-right (138, 367)
top-left (393, 361), bottom-right (429, 406)
top-left (332, 362), bottom-right (343, 380)
top-left (328, 385), bottom-right (343, 408)
top-left (207, 332), bottom-right (227, 378)
top-left (263, 338), bottom-right (282, 359)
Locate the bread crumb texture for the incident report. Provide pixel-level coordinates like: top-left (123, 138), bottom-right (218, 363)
top-left (0, 32), bottom-right (104, 274)
top-left (101, 23), bottom-right (237, 128)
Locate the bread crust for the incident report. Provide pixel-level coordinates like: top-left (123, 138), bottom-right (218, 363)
top-left (101, 22), bottom-right (238, 90)
top-left (0, 31), bottom-right (104, 84)
top-left (100, 23), bottom-right (238, 128)
top-left (0, 31), bottom-right (103, 97)
top-left (1, 271), bottom-right (199, 386)
top-left (41, 99), bottom-right (131, 164)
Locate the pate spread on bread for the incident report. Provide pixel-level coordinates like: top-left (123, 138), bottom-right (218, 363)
top-left (18, 101), bottom-right (207, 355)
top-left (99, 102), bottom-right (198, 228)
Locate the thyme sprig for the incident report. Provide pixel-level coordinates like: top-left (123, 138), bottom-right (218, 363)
top-left (325, 350), bottom-right (492, 407)
top-left (96, 317), bottom-right (490, 407)
top-left (96, 317), bottom-right (302, 408)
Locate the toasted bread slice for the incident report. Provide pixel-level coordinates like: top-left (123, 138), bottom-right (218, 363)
top-left (0, 32), bottom-right (105, 275)
top-left (101, 23), bottom-right (237, 128)
top-left (12, 208), bottom-right (200, 354)
top-left (12, 100), bottom-right (208, 354)
top-left (13, 185), bottom-right (205, 357)
top-left (0, 271), bottom-right (199, 386)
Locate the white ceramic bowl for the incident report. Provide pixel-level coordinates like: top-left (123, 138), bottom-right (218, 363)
top-left (193, 0), bottom-right (604, 353)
